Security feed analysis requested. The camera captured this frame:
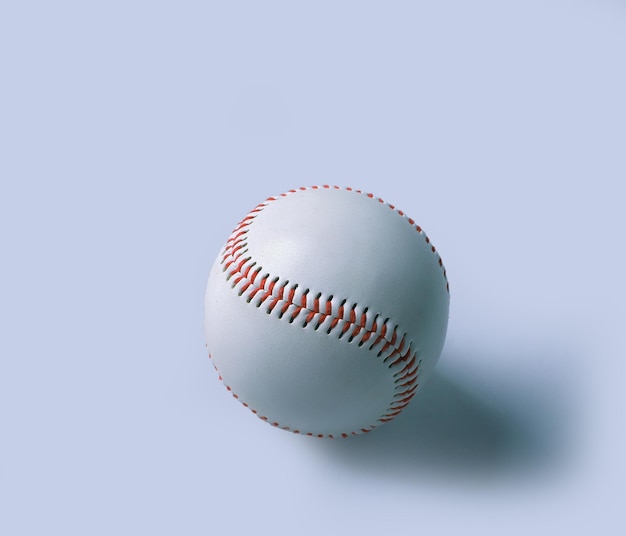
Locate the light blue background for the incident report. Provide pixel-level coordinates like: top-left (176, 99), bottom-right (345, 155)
top-left (1, 1), bottom-right (625, 534)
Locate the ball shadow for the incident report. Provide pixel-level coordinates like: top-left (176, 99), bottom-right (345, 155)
top-left (316, 355), bottom-right (573, 483)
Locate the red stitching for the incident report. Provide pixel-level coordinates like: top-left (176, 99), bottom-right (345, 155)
top-left (211, 186), bottom-right (448, 438)
top-left (395, 384), bottom-right (418, 398)
top-left (394, 354), bottom-right (417, 377)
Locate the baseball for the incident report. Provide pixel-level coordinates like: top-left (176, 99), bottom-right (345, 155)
top-left (204, 185), bottom-right (449, 438)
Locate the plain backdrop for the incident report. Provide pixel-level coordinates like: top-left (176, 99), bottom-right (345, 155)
top-left (1, 1), bottom-right (625, 535)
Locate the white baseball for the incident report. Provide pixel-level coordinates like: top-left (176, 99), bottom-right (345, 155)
top-left (204, 185), bottom-right (449, 438)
